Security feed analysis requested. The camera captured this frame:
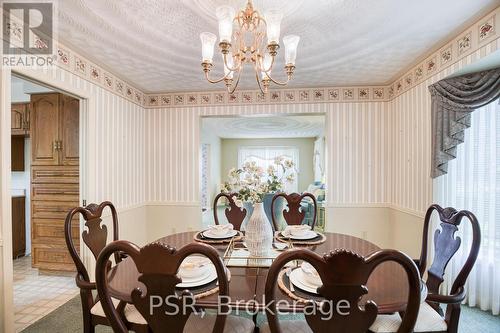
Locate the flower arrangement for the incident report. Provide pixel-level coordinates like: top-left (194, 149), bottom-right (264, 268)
top-left (221, 156), bottom-right (296, 204)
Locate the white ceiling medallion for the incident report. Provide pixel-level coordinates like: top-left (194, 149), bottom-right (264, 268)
top-left (200, 0), bottom-right (299, 94)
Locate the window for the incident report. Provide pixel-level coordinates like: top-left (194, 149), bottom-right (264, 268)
top-left (238, 146), bottom-right (299, 192)
top-left (434, 99), bottom-right (500, 314)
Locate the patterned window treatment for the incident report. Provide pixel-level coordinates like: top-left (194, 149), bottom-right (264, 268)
top-left (429, 68), bottom-right (500, 178)
top-left (433, 100), bottom-right (500, 315)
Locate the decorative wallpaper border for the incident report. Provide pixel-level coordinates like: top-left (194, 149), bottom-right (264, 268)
top-left (144, 86), bottom-right (388, 108)
top-left (53, 42), bottom-right (146, 106)
top-left (388, 8), bottom-right (499, 99)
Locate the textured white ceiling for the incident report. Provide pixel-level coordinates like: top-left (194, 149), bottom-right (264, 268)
top-left (202, 115), bottom-right (325, 139)
top-left (56, 0), bottom-right (499, 93)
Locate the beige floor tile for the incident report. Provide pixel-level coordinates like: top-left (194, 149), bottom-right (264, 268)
top-left (12, 255), bottom-right (78, 328)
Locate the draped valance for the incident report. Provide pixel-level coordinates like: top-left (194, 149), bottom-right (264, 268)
top-left (429, 68), bottom-right (500, 178)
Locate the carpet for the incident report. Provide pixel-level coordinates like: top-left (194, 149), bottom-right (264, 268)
top-left (22, 296), bottom-right (500, 332)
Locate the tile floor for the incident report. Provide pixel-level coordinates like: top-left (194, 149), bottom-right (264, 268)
top-left (13, 256), bottom-right (78, 332)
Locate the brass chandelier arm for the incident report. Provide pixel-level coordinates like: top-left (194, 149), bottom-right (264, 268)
top-left (222, 52), bottom-right (241, 72)
top-left (204, 70), bottom-right (231, 84)
top-left (255, 71), bottom-right (266, 94)
top-left (226, 66), bottom-right (243, 94)
top-left (262, 70), bottom-right (292, 86)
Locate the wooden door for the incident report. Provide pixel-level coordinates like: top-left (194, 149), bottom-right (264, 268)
top-left (11, 103), bottom-right (26, 135)
top-left (59, 95), bottom-right (79, 165)
top-left (31, 94), bottom-right (59, 165)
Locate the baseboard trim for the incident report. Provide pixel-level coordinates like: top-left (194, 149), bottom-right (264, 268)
top-left (146, 201), bottom-right (200, 207)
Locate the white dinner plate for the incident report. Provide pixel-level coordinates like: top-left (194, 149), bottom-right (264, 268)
top-left (178, 265), bottom-right (210, 283)
top-left (283, 230), bottom-right (318, 240)
top-left (177, 265), bottom-right (217, 288)
top-left (202, 229), bottom-right (238, 239)
top-left (289, 267), bottom-right (321, 294)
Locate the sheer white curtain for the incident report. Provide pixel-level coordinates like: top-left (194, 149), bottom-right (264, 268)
top-left (238, 146), bottom-right (299, 192)
top-left (433, 100), bottom-right (500, 315)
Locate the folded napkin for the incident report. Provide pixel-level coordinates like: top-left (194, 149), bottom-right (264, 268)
top-left (209, 224), bottom-right (234, 232)
top-left (180, 256), bottom-right (210, 270)
top-left (281, 225), bottom-right (311, 237)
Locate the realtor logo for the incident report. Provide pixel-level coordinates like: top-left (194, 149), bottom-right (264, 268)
top-left (2, 1), bottom-right (55, 67)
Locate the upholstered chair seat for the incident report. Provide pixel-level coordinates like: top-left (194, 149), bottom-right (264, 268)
top-left (369, 302), bottom-right (448, 333)
top-left (260, 320), bottom-right (312, 333)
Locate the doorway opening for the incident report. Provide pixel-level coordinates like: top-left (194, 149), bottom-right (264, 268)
top-left (200, 114), bottom-right (327, 231)
top-left (10, 75), bottom-right (81, 331)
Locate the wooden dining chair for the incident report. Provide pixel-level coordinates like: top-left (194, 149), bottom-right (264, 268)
top-left (261, 248), bottom-right (421, 333)
top-left (271, 192), bottom-right (317, 231)
top-left (370, 204), bottom-right (481, 333)
top-left (95, 240), bottom-right (255, 333)
top-left (213, 192), bottom-right (247, 231)
top-left (64, 201), bottom-right (147, 333)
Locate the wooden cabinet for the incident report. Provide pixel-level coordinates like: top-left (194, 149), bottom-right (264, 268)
top-left (11, 103), bottom-right (30, 136)
top-left (12, 196), bottom-right (26, 259)
top-left (31, 93), bottom-right (79, 166)
top-left (30, 93), bottom-right (79, 272)
top-left (59, 95), bottom-right (80, 166)
top-left (11, 135), bottom-right (25, 171)
top-left (31, 94), bottom-right (60, 166)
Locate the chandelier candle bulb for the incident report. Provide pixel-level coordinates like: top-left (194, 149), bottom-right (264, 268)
top-left (216, 5), bottom-right (235, 42)
top-left (283, 35), bottom-right (300, 65)
top-left (265, 9), bottom-right (283, 44)
top-left (200, 32), bottom-right (217, 63)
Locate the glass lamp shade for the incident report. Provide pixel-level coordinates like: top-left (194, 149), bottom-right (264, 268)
top-left (283, 35), bottom-right (300, 65)
top-left (261, 54), bottom-right (272, 79)
top-left (216, 5), bottom-right (235, 42)
top-left (265, 9), bottom-right (283, 44)
top-left (224, 53), bottom-right (234, 79)
top-left (200, 32), bottom-right (216, 63)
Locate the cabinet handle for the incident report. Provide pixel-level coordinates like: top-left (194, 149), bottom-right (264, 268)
top-left (53, 141), bottom-right (58, 151)
top-left (58, 141), bottom-right (62, 150)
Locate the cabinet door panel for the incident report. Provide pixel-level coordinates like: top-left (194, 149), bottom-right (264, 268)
top-left (31, 94), bottom-right (59, 165)
top-left (11, 103), bottom-right (28, 136)
top-left (59, 95), bottom-right (79, 165)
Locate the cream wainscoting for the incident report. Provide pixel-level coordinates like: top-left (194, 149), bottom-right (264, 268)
top-left (144, 102), bottom-right (392, 246)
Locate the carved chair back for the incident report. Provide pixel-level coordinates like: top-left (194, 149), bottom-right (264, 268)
top-left (64, 200), bottom-right (122, 323)
top-left (264, 248), bottom-right (421, 333)
top-left (96, 241), bottom-right (230, 333)
top-left (213, 192), bottom-right (247, 231)
top-left (271, 192), bottom-right (317, 231)
top-left (417, 204), bottom-right (480, 301)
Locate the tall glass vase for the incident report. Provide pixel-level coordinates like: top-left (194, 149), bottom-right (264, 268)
top-left (245, 202), bottom-right (273, 256)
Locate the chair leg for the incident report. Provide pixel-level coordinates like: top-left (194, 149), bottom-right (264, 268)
top-left (81, 292), bottom-right (95, 333)
top-left (446, 304), bottom-right (460, 333)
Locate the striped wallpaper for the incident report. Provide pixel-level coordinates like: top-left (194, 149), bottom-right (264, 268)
top-left (388, 38), bottom-right (499, 215)
top-left (16, 66), bottom-right (147, 211)
top-left (145, 102), bottom-right (389, 206)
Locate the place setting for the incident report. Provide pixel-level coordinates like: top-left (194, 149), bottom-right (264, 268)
top-left (175, 255), bottom-right (231, 299)
top-left (194, 224), bottom-right (243, 244)
top-left (275, 225), bottom-right (326, 245)
top-left (278, 261), bottom-right (324, 303)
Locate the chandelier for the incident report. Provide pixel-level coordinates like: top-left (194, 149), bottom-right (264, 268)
top-left (199, 1), bottom-right (300, 94)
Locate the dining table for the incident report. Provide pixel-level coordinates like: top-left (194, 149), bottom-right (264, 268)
top-left (106, 231), bottom-right (410, 314)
